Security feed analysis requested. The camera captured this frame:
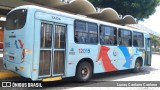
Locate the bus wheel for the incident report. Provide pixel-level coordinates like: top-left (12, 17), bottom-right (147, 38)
top-left (76, 62), bottom-right (92, 82)
top-left (133, 59), bottom-right (142, 73)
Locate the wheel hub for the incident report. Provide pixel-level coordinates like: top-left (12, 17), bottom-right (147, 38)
top-left (81, 67), bottom-right (88, 77)
top-left (136, 62), bottom-right (140, 69)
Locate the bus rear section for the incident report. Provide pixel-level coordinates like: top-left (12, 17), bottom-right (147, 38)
top-left (3, 9), bottom-right (33, 78)
top-left (3, 6), bottom-right (70, 81)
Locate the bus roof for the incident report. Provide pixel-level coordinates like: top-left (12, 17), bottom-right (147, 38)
top-left (12, 5), bottom-right (148, 34)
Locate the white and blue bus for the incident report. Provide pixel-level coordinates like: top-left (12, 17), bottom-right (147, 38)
top-left (3, 5), bottom-right (151, 81)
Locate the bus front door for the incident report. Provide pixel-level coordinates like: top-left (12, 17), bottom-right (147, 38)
top-left (145, 38), bottom-right (152, 66)
top-left (39, 22), bottom-right (66, 77)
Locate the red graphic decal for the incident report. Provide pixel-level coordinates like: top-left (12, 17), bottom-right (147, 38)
top-left (18, 40), bottom-right (24, 49)
top-left (97, 46), bottom-right (117, 72)
top-left (22, 49), bottom-right (25, 60)
top-left (18, 40), bottom-right (25, 60)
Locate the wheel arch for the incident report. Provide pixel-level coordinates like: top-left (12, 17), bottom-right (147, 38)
top-left (76, 58), bottom-right (94, 74)
top-left (136, 57), bottom-right (143, 66)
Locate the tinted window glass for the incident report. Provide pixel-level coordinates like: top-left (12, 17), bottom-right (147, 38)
top-left (133, 32), bottom-right (144, 47)
top-left (39, 51), bottom-right (51, 76)
top-left (133, 32), bottom-right (138, 47)
top-left (88, 23), bottom-right (97, 34)
top-left (55, 25), bottom-right (65, 49)
top-left (75, 21), bottom-right (86, 32)
top-left (75, 20), bottom-right (98, 44)
top-left (87, 23), bottom-right (98, 44)
top-left (118, 29), bottom-right (132, 46)
top-left (100, 26), bottom-right (117, 45)
top-left (5, 9), bottom-right (27, 30)
top-left (41, 23), bottom-right (52, 48)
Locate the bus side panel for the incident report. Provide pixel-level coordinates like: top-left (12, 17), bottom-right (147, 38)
top-left (115, 46), bottom-right (130, 70)
top-left (64, 24), bottom-right (76, 77)
top-left (65, 24), bottom-right (104, 77)
top-left (110, 46), bottom-right (133, 70)
top-left (130, 47), bottom-right (145, 68)
top-left (66, 44), bottom-right (101, 77)
top-left (95, 46), bottom-right (118, 73)
top-left (23, 9), bottom-right (36, 80)
top-left (66, 45), bottom-right (122, 77)
top-left (31, 19), bottom-right (41, 81)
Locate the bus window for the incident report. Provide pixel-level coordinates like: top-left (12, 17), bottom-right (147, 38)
top-left (75, 20), bottom-right (98, 44)
top-left (75, 21), bottom-right (87, 44)
top-left (39, 51), bottom-right (51, 76)
top-left (41, 23), bottom-right (52, 48)
top-left (118, 29), bottom-right (132, 46)
top-left (87, 23), bottom-right (98, 44)
top-left (133, 32), bottom-right (144, 47)
top-left (5, 9), bottom-right (27, 30)
top-left (55, 25), bottom-right (65, 49)
top-left (133, 32), bottom-right (138, 47)
top-left (100, 25), bottom-right (117, 45)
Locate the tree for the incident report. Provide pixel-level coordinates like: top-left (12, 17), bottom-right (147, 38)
top-left (89, 0), bottom-right (160, 21)
top-left (150, 34), bottom-right (160, 52)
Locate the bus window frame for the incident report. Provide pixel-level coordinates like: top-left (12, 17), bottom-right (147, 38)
top-left (40, 22), bottom-right (53, 49)
top-left (133, 31), bottom-right (144, 48)
top-left (99, 25), bottom-right (118, 46)
top-left (74, 20), bottom-right (98, 45)
top-left (5, 9), bottom-right (27, 30)
top-left (118, 28), bottom-right (132, 47)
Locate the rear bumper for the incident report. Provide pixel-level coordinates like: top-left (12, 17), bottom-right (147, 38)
top-left (3, 59), bottom-right (31, 79)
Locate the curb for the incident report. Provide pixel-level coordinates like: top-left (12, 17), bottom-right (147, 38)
top-left (0, 70), bottom-right (19, 79)
top-left (152, 52), bottom-right (160, 55)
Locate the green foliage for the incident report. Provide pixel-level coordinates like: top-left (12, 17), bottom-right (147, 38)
top-left (150, 34), bottom-right (160, 47)
top-left (89, 0), bottom-right (160, 21)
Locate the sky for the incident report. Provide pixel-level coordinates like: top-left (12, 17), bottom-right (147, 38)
top-left (139, 6), bottom-right (160, 34)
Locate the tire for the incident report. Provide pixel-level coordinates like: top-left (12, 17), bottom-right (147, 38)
top-left (76, 62), bottom-right (92, 82)
top-left (133, 59), bottom-right (142, 73)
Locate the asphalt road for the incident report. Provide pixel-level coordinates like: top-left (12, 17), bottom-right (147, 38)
top-left (0, 54), bottom-right (160, 90)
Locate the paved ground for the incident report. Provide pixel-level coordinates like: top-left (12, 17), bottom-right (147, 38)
top-left (0, 54), bottom-right (160, 90)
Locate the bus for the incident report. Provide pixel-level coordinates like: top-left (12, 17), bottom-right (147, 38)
top-left (3, 5), bottom-right (152, 82)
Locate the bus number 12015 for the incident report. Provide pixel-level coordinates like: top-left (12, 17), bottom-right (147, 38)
top-left (79, 48), bottom-right (90, 53)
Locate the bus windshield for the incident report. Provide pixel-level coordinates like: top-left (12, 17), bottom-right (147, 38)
top-left (5, 9), bottom-right (27, 30)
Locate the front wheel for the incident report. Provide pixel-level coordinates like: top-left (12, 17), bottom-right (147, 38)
top-left (133, 60), bottom-right (142, 73)
top-left (76, 62), bottom-right (92, 82)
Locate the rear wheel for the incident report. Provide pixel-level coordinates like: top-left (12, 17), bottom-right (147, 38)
top-left (76, 62), bottom-right (92, 82)
top-left (133, 59), bottom-right (142, 73)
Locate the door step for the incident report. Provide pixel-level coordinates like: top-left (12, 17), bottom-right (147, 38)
top-left (42, 76), bottom-right (62, 82)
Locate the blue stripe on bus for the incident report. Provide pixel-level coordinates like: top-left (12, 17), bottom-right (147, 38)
top-left (118, 46), bottom-right (131, 68)
top-left (15, 40), bottom-right (19, 49)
